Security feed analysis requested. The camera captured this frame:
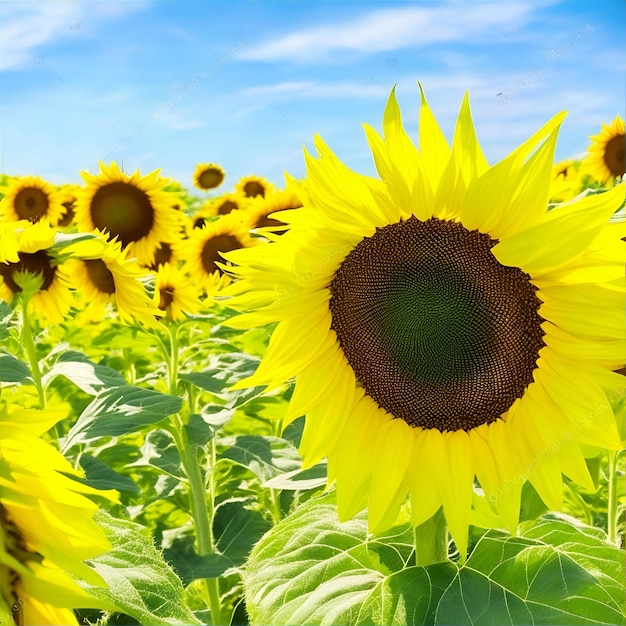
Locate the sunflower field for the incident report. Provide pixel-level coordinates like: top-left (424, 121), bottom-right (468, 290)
top-left (0, 86), bottom-right (625, 626)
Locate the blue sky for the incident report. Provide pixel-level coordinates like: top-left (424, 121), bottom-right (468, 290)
top-left (1, 0), bottom-right (624, 195)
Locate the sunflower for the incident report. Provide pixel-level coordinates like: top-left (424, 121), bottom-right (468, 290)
top-left (182, 211), bottom-right (255, 293)
top-left (0, 402), bottom-right (117, 625)
top-left (192, 162), bottom-right (226, 191)
top-left (152, 263), bottom-right (201, 321)
top-left (0, 176), bottom-right (65, 225)
top-left (65, 234), bottom-right (162, 327)
top-left (0, 221), bottom-right (74, 324)
top-left (223, 85), bottom-right (626, 558)
top-left (235, 174), bottom-right (274, 199)
top-left (585, 115), bottom-right (625, 184)
top-left (243, 185), bottom-right (303, 236)
top-left (57, 184), bottom-right (80, 228)
top-left (75, 162), bottom-right (181, 266)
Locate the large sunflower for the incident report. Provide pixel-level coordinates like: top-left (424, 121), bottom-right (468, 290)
top-left (223, 85), bottom-right (626, 557)
top-left (0, 176), bottom-right (65, 225)
top-left (0, 403), bottom-right (117, 625)
top-left (75, 162), bottom-right (181, 266)
top-left (585, 115), bottom-right (625, 184)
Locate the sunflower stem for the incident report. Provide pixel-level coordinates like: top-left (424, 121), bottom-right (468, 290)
top-left (19, 296), bottom-right (47, 411)
top-left (607, 449), bottom-right (621, 544)
top-left (163, 322), bottom-right (223, 624)
top-left (413, 508), bottom-right (448, 566)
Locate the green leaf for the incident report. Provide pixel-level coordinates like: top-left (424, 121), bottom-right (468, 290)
top-left (245, 491), bottom-right (457, 626)
top-left (163, 535), bottom-right (233, 583)
top-left (179, 352), bottom-right (262, 406)
top-left (43, 350), bottom-right (126, 394)
top-left (62, 386), bottom-right (182, 450)
top-left (214, 499), bottom-right (272, 567)
top-left (218, 435), bottom-right (302, 483)
top-left (245, 496), bottom-right (626, 626)
top-left (81, 511), bottom-right (200, 625)
top-left (0, 352), bottom-right (30, 383)
top-left (78, 454), bottom-right (139, 493)
top-left (435, 515), bottom-right (626, 625)
top-left (129, 429), bottom-right (183, 478)
top-left (262, 462), bottom-right (328, 491)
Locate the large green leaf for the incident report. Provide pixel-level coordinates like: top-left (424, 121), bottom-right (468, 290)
top-left (436, 516), bottom-right (626, 625)
top-left (82, 511), bottom-right (200, 625)
top-left (78, 454), bottom-right (139, 493)
top-left (0, 352), bottom-right (30, 383)
top-left (43, 350), bottom-right (126, 394)
top-left (218, 435), bottom-right (302, 482)
top-left (244, 491), bottom-right (453, 625)
top-left (245, 494), bottom-right (626, 626)
top-left (62, 385), bottom-right (182, 450)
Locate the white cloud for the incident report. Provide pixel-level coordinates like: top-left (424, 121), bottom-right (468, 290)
top-left (0, 1), bottom-right (148, 71)
top-left (243, 80), bottom-right (390, 101)
top-left (241, 3), bottom-right (541, 63)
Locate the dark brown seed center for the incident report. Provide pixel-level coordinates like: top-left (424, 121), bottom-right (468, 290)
top-left (14, 187), bottom-right (49, 222)
top-left (84, 259), bottom-right (115, 294)
top-left (90, 182), bottom-right (155, 247)
top-left (604, 134), bottom-right (625, 178)
top-left (0, 251), bottom-right (56, 293)
top-left (201, 234), bottom-right (243, 275)
top-left (329, 216), bottom-right (544, 432)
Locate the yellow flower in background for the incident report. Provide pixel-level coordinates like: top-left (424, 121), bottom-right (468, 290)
top-left (0, 221), bottom-right (74, 324)
top-left (193, 192), bottom-right (247, 229)
top-left (0, 176), bottom-right (65, 225)
top-left (223, 85), bottom-right (626, 558)
top-left (235, 174), bottom-right (274, 199)
top-left (75, 162), bottom-right (181, 266)
top-left (0, 403), bottom-right (117, 625)
top-left (192, 162), bottom-right (226, 191)
top-left (57, 184), bottom-right (80, 228)
top-left (65, 234), bottom-right (162, 328)
top-left (548, 158), bottom-right (585, 203)
top-left (152, 262), bottom-right (201, 321)
top-left (242, 184), bottom-right (303, 236)
top-left (585, 115), bottom-right (625, 184)
top-left (182, 211), bottom-right (255, 293)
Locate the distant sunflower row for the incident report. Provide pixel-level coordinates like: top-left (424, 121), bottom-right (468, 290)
top-left (0, 162), bottom-right (302, 327)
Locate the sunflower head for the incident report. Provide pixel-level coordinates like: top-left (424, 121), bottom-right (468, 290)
top-left (192, 162), bottom-right (226, 191)
top-left (584, 115), bottom-right (625, 184)
top-left (152, 262), bottom-right (201, 321)
top-left (0, 176), bottom-right (65, 225)
top-left (75, 162), bottom-right (182, 266)
top-left (243, 185), bottom-right (303, 236)
top-left (223, 84), bottom-right (626, 558)
top-left (182, 211), bottom-right (255, 293)
top-left (0, 221), bottom-right (74, 324)
top-left (235, 174), bottom-right (274, 199)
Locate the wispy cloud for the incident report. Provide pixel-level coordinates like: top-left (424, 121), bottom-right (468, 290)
top-left (243, 80), bottom-right (390, 101)
top-left (241, 3), bottom-right (540, 63)
top-left (0, 1), bottom-right (148, 71)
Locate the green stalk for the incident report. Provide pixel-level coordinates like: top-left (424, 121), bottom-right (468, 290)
top-left (163, 322), bottom-right (223, 624)
top-left (413, 507), bottom-right (448, 566)
top-left (607, 449), bottom-right (622, 545)
top-left (20, 296), bottom-right (47, 410)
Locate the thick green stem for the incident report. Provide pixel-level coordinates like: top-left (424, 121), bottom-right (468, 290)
top-left (20, 297), bottom-right (46, 410)
top-left (413, 508), bottom-right (448, 567)
top-left (607, 450), bottom-right (621, 544)
top-left (164, 322), bottom-right (223, 624)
